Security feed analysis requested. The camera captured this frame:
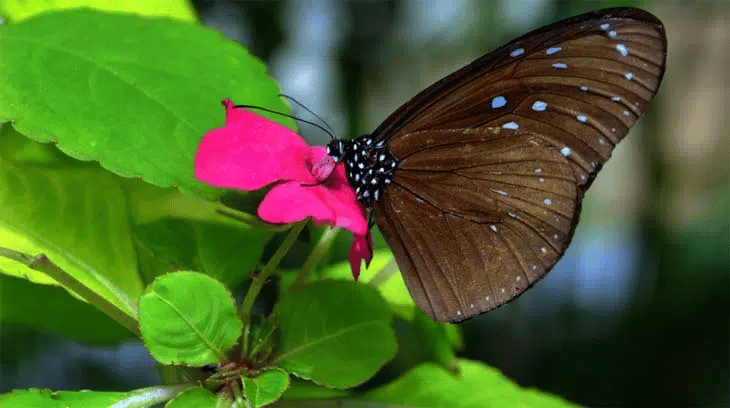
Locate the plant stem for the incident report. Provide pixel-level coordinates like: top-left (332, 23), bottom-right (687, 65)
top-left (108, 384), bottom-right (191, 408)
top-left (0, 246), bottom-right (140, 336)
top-left (239, 221), bottom-right (306, 326)
top-left (291, 226), bottom-right (340, 289)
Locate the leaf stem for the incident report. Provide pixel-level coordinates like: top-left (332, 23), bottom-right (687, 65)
top-left (108, 384), bottom-right (191, 408)
top-left (239, 221), bottom-right (306, 326)
top-left (291, 226), bottom-right (340, 288)
top-left (0, 246), bottom-right (140, 336)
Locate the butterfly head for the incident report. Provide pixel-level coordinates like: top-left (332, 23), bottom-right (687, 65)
top-left (327, 135), bottom-right (397, 206)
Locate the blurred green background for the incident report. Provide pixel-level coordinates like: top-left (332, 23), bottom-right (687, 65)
top-left (1, 1), bottom-right (728, 407)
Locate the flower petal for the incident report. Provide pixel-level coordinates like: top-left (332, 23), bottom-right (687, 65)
top-left (348, 233), bottom-right (374, 280)
top-left (258, 161), bottom-right (368, 236)
top-left (194, 100), bottom-right (316, 190)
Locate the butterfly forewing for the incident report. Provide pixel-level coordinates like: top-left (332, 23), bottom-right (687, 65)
top-left (366, 8), bottom-right (666, 322)
top-left (373, 8), bottom-right (666, 189)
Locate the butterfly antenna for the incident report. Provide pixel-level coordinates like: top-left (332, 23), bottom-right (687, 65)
top-left (279, 94), bottom-right (336, 139)
top-left (233, 104), bottom-right (334, 139)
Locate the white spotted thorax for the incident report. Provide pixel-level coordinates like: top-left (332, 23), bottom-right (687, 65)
top-left (326, 136), bottom-right (397, 206)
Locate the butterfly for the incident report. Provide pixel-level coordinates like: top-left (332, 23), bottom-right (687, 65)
top-left (326, 7), bottom-right (667, 322)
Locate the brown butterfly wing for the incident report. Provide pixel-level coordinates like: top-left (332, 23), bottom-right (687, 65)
top-left (370, 8), bottom-right (667, 322)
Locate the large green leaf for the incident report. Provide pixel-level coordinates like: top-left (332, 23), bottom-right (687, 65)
top-left (361, 359), bottom-right (580, 408)
top-left (274, 281), bottom-right (397, 388)
top-left (0, 9), bottom-right (292, 198)
top-left (0, 125), bottom-right (142, 325)
top-left (0, 0), bottom-right (197, 23)
top-left (134, 218), bottom-right (271, 289)
top-left (139, 271), bottom-right (242, 366)
top-left (0, 389), bottom-right (131, 407)
top-left (279, 378), bottom-right (349, 401)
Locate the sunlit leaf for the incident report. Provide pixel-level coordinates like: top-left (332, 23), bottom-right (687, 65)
top-left (0, 9), bottom-right (292, 198)
top-left (362, 359), bottom-right (580, 408)
top-left (139, 271), bottom-right (242, 366)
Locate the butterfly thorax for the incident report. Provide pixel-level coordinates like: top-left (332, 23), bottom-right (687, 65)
top-left (326, 135), bottom-right (397, 206)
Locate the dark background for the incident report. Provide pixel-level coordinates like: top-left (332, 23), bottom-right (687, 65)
top-left (2, 1), bottom-right (728, 407)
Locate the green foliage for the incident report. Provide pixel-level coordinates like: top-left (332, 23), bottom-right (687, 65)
top-left (166, 387), bottom-right (219, 408)
top-left (274, 281), bottom-right (397, 389)
top-left (362, 359), bottom-right (581, 408)
top-left (139, 271), bottom-right (242, 366)
top-left (0, 274), bottom-right (134, 344)
top-left (0, 0), bottom-right (197, 23)
top-left (0, 9), bottom-right (292, 198)
top-left (0, 6), bottom-right (580, 408)
top-left (242, 368), bottom-right (290, 407)
top-left (134, 218), bottom-right (271, 288)
top-left (0, 124), bottom-right (142, 330)
top-left (0, 389), bottom-right (132, 407)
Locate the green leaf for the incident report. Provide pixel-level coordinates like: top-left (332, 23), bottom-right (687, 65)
top-left (274, 281), bottom-right (397, 388)
top-left (243, 368), bottom-right (290, 408)
top-left (134, 218), bottom-right (271, 288)
top-left (0, 274), bottom-right (133, 344)
top-left (394, 312), bottom-right (460, 373)
top-left (0, 0), bottom-right (197, 23)
top-left (0, 125), bottom-right (142, 325)
top-left (279, 378), bottom-right (349, 400)
top-left (316, 250), bottom-right (417, 319)
top-left (0, 9), bottom-right (293, 198)
top-left (166, 387), bottom-right (219, 408)
top-left (361, 359), bottom-right (581, 408)
top-left (139, 271), bottom-right (242, 366)
top-left (0, 388), bottom-right (130, 407)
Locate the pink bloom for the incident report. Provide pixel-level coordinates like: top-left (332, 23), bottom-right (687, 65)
top-left (195, 99), bottom-right (372, 278)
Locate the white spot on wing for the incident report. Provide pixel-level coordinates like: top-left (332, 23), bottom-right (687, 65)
top-left (600, 23), bottom-right (610, 30)
top-left (612, 96), bottom-right (621, 102)
top-left (544, 198), bottom-right (552, 205)
top-left (532, 101), bottom-right (547, 111)
top-left (577, 114), bottom-right (587, 123)
top-left (535, 168), bottom-right (542, 173)
top-left (502, 121), bottom-right (519, 129)
top-left (625, 72), bottom-right (634, 80)
top-left (491, 95), bottom-right (507, 109)
top-left (490, 225), bottom-right (498, 232)
top-left (608, 30), bottom-right (617, 39)
top-left (561, 146), bottom-right (572, 156)
top-left (510, 48), bottom-right (525, 57)
top-left (552, 62), bottom-right (568, 69)
top-left (541, 247), bottom-right (547, 253)
top-left (580, 86), bottom-right (588, 91)
top-left (546, 46), bottom-right (561, 55)
top-left (616, 43), bottom-right (628, 56)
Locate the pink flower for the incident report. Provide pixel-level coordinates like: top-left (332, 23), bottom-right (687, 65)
top-left (195, 99), bottom-right (372, 279)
